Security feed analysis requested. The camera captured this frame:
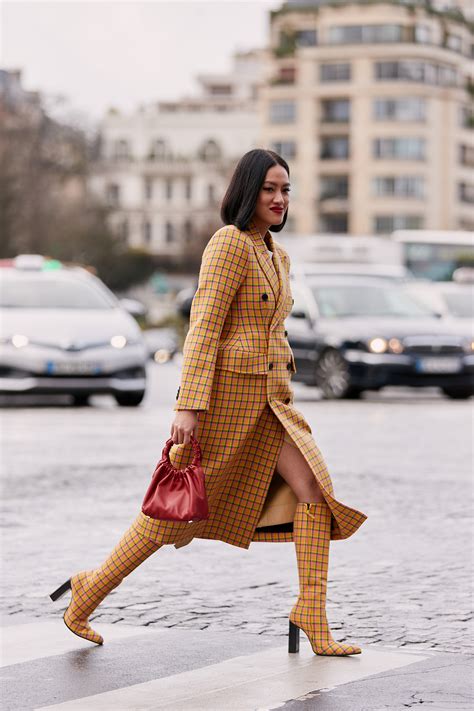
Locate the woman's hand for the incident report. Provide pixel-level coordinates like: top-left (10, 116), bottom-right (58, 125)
top-left (171, 410), bottom-right (200, 445)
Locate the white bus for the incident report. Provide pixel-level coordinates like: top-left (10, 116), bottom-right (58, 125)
top-left (392, 230), bottom-right (474, 281)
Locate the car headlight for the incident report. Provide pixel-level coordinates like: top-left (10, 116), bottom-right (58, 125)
top-left (11, 334), bottom-right (29, 348)
top-left (463, 339), bottom-right (474, 354)
top-left (367, 337), bottom-right (404, 354)
top-left (368, 337), bottom-right (387, 354)
top-left (110, 335), bottom-right (128, 349)
top-left (388, 338), bottom-right (404, 354)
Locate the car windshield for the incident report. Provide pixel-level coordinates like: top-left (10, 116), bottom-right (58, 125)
top-left (0, 273), bottom-right (115, 309)
top-left (441, 290), bottom-right (474, 318)
top-left (309, 282), bottom-right (436, 318)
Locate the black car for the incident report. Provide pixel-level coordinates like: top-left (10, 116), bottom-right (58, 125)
top-left (287, 276), bottom-right (474, 399)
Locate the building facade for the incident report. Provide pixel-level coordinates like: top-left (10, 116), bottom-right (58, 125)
top-left (90, 51), bottom-right (262, 256)
top-left (260, 0), bottom-right (474, 234)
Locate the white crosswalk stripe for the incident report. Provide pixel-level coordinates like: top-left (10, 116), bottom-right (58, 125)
top-left (1, 622), bottom-right (432, 711)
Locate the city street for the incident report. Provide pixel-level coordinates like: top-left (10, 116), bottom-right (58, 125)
top-left (1, 359), bottom-right (472, 656)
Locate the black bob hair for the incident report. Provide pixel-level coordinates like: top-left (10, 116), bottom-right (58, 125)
top-left (220, 148), bottom-right (290, 233)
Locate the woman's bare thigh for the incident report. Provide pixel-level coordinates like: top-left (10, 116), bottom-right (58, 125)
top-left (275, 438), bottom-right (325, 503)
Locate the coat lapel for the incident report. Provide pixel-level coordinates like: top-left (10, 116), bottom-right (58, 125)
top-left (246, 220), bottom-right (288, 332)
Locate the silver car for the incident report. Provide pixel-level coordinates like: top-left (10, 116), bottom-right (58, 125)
top-left (0, 255), bottom-right (147, 406)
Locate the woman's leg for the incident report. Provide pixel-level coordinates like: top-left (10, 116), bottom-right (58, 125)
top-left (275, 434), bottom-right (325, 503)
top-left (276, 430), bottom-right (361, 656)
top-left (52, 519), bottom-right (162, 645)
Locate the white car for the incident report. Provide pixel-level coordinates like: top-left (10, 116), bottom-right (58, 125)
top-left (0, 255), bottom-right (147, 406)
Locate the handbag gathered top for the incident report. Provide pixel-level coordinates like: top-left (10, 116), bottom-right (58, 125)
top-left (161, 435), bottom-right (202, 471)
top-left (141, 434), bottom-right (209, 522)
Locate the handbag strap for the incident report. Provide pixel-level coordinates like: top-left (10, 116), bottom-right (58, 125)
top-left (163, 435), bottom-right (202, 468)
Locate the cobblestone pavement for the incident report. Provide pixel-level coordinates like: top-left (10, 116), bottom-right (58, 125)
top-left (1, 361), bottom-right (472, 655)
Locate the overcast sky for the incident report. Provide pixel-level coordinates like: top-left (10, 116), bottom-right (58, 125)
top-left (2, 0), bottom-right (281, 125)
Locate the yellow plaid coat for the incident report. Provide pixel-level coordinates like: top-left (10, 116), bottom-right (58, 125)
top-left (133, 220), bottom-right (367, 549)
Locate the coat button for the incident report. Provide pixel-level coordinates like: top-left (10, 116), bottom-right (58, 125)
top-left (262, 293), bottom-right (268, 301)
top-left (291, 298), bottom-right (294, 304)
top-left (268, 362), bottom-right (273, 370)
top-left (284, 330), bottom-right (288, 337)
top-left (284, 397), bottom-right (291, 404)
top-left (287, 361), bottom-right (292, 370)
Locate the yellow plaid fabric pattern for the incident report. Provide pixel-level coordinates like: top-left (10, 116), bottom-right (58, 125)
top-left (289, 502), bottom-right (362, 655)
top-left (63, 520), bottom-right (162, 644)
top-left (132, 221), bottom-right (367, 549)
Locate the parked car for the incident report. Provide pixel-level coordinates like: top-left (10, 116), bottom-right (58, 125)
top-left (0, 255), bottom-right (148, 406)
top-left (142, 327), bottom-right (179, 363)
top-left (290, 261), bottom-right (413, 282)
top-left (403, 281), bottom-right (474, 321)
top-left (287, 275), bottom-right (474, 399)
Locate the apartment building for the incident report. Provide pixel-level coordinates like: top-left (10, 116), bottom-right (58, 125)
top-left (260, 0), bottom-right (474, 234)
top-left (90, 51), bottom-right (261, 256)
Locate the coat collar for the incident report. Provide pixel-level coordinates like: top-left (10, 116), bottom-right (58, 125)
top-left (244, 218), bottom-right (288, 333)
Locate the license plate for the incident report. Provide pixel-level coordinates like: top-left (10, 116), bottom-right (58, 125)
top-left (46, 361), bottom-right (102, 375)
top-left (416, 357), bottom-right (462, 374)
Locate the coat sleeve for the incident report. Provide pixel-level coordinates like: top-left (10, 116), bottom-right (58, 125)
top-left (174, 226), bottom-right (249, 412)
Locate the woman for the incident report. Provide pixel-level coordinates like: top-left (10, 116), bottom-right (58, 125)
top-left (51, 149), bottom-right (367, 656)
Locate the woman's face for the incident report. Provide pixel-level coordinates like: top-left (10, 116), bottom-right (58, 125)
top-left (253, 164), bottom-right (290, 230)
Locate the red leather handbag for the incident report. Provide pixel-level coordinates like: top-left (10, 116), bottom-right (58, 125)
top-left (141, 435), bottom-right (209, 521)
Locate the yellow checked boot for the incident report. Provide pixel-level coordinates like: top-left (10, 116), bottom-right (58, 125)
top-left (50, 521), bottom-right (162, 645)
top-left (289, 501), bottom-right (361, 656)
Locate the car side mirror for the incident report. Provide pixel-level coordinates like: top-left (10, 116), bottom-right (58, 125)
top-left (291, 309), bottom-right (307, 319)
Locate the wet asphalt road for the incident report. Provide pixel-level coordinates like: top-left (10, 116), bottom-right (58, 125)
top-left (1, 359), bottom-right (472, 655)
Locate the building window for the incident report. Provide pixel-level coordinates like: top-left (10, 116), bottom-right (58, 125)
top-left (271, 141), bottom-right (297, 159)
top-left (144, 177), bottom-right (153, 201)
top-left (148, 139), bottom-right (166, 160)
top-left (446, 34), bottom-right (462, 52)
top-left (415, 24), bottom-right (431, 44)
top-left (328, 24), bottom-right (404, 45)
top-left (184, 219), bottom-right (192, 242)
top-left (113, 139), bottom-right (131, 160)
top-left (269, 100), bottom-right (296, 123)
top-left (320, 214), bottom-right (348, 233)
top-left (459, 104), bottom-right (474, 129)
top-left (373, 215), bottom-right (423, 233)
top-left (320, 175), bottom-right (349, 200)
top-left (165, 178), bottom-right (173, 200)
top-left (185, 177), bottom-right (192, 200)
top-left (165, 221), bottom-right (174, 243)
top-left (372, 176), bottom-right (425, 198)
top-left (373, 97), bottom-right (426, 122)
top-left (320, 63), bottom-right (351, 82)
top-left (106, 183), bottom-right (120, 206)
top-left (458, 182), bottom-right (474, 204)
top-left (320, 136), bottom-right (349, 160)
top-left (119, 218), bottom-right (129, 242)
top-left (373, 137), bottom-right (425, 160)
top-left (375, 60), bottom-right (457, 87)
top-left (208, 184), bottom-right (216, 205)
top-left (208, 84), bottom-right (232, 95)
top-left (296, 29), bottom-right (317, 47)
top-left (275, 66), bottom-right (297, 85)
top-left (143, 220), bottom-right (152, 244)
top-left (459, 145), bottom-right (474, 168)
top-left (200, 139), bottom-right (221, 161)
top-left (321, 98), bottom-right (350, 123)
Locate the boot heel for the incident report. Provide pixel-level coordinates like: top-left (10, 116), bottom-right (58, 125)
top-left (288, 619), bottom-right (300, 653)
top-left (50, 578), bottom-right (71, 601)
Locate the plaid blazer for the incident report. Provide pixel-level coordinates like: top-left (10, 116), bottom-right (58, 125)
top-left (134, 220), bottom-right (368, 549)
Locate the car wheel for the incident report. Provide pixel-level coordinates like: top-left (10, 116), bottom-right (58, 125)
top-left (315, 349), bottom-right (354, 399)
top-left (442, 387), bottom-right (473, 400)
top-left (114, 391), bottom-right (145, 407)
top-left (72, 394), bottom-right (90, 406)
